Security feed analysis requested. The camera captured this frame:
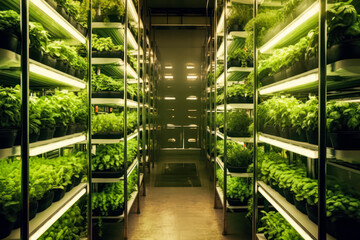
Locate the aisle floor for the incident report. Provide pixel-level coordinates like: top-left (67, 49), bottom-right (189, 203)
top-left (126, 150), bottom-right (251, 240)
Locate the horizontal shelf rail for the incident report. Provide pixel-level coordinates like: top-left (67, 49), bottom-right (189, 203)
top-left (216, 157), bottom-right (252, 178)
top-left (92, 158), bottom-right (138, 183)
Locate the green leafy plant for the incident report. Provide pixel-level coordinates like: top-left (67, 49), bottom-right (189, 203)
top-left (93, 0), bottom-right (125, 22)
top-left (0, 10), bottom-right (20, 37)
top-left (327, 101), bottom-right (360, 132)
top-left (92, 113), bottom-right (124, 134)
top-left (0, 85), bottom-right (21, 129)
top-left (228, 111), bottom-right (252, 137)
top-left (217, 169), bottom-right (251, 201)
top-left (29, 22), bottom-right (49, 52)
top-left (92, 34), bottom-right (124, 52)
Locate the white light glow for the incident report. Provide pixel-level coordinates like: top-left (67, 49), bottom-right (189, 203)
top-left (186, 65), bottom-right (195, 69)
top-left (259, 135), bottom-right (317, 158)
top-left (165, 65), bottom-right (173, 69)
top-left (187, 75), bottom-right (198, 80)
top-left (30, 187), bottom-right (86, 240)
top-left (258, 186), bottom-right (313, 240)
top-left (30, 64), bottom-right (86, 89)
top-left (127, 28), bottom-right (138, 49)
top-left (127, 0), bottom-right (141, 28)
top-left (259, 73), bottom-right (318, 95)
top-left (186, 96), bottom-right (198, 100)
top-left (259, 2), bottom-right (319, 53)
top-left (30, 134), bottom-right (85, 156)
top-left (32, 0), bottom-right (86, 44)
top-left (164, 75), bottom-right (174, 79)
top-left (127, 64), bottom-right (138, 79)
top-left (164, 97), bottom-right (176, 100)
top-left (188, 109), bottom-right (197, 112)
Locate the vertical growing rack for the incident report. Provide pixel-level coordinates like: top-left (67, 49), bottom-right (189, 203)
top-left (0, 0), bottom-right (90, 239)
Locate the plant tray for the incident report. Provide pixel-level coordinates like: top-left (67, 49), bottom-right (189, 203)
top-left (92, 50), bottom-right (124, 58)
top-left (92, 171), bottom-right (125, 178)
top-left (330, 131), bottom-right (360, 150)
top-left (92, 133), bottom-right (124, 139)
top-left (227, 165), bottom-right (248, 173)
top-left (227, 198), bottom-right (248, 206)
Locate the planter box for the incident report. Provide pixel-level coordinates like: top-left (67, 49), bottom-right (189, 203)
top-left (66, 124), bottom-right (77, 135)
top-left (92, 50), bottom-right (124, 58)
top-left (227, 198), bottom-right (247, 206)
top-left (13, 200), bottom-right (38, 229)
top-left (0, 214), bottom-right (14, 238)
top-left (330, 131), bottom-right (360, 150)
top-left (54, 125), bottom-right (68, 138)
top-left (37, 190), bottom-right (55, 213)
top-left (29, 48), bottom-right (43, 62)
top-left (52, 188), bottom-right (66, 202)
top-left (305, 57), bottom-right (318, 71)
top-left (272, 69), bottom-right (287, 82)
top-left (92, 132), bottom-right (124, 139)
top-left (283, 188), bottom-right (294, 204)
top-left (306, 203), bottom-right (318, 224)
top-left (0, 32), bottom-right (19, 53)
top-left (293, 197), bottom-right (307, 214)
top-left (306, 129), bottom-right (318, 145)
top-left (0, 129), bottom-right (17, 149)
top-left (328, 38), bottom-right (360, 64)
top-left (227, 165), bottom-right (248, 173)
top-left (38, 127), bottom-right (55, 141)
top-left (92, 171), bottom-right (125, 178)
top-left (41, 53), bottom-right (57, 68)
top-left (285, 61), bottom-right (307, 79)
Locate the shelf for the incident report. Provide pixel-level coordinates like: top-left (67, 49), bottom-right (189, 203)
top-left (92, 158), bottom-right (138, 183)
top-left (93, 173), bottom-right (143, 220)
top-left (256, 234), bottom-right (267, 240)
top-left (216, 67), bottom-right (252, 86)
top-left (206, 152), bottom-right (214, 163)
top-left (231, 0), bottom-right (283, 7)
top-left (259, 133), bottom-right (334, 159)
top-left (0, 49), bottom-right (86, 89)
top-left (92, 57), bottom-right (139, 81)
top-left (91, 98), bottom-right (139, 108)
top-left (216, 185), bottom-right (248, 212)
top-left (216, 157), bottom-right (252, 178)
top-left (91, 130), bottom-right (139, 144)
top-left (258, 181), bottom-right (335, 240)
top-left (259, 1), bottom-right (319, 53)
top-left (0, 133), bottom-right (86, 159)
top-left (217, 31), bottom-right (247, 59)
top-left (0, 0), bottom-right (86, 44)
top-left (207, 126), bottom-right (215, 135)
top-left (125, 0), bottom-right (143, 29)
top-left (217, 103), bottom-right (253, 111)
top-left (92, 22), bottom-right (142, 54)
top-left (259, 59), bottom-right (360, 95)
top-left (5, 183), bottom-right (87, 240)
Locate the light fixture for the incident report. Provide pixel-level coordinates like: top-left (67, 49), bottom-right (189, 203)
top-left (258, 184), bottom-right (313, 240)
top-left (186, 96), bottom-right (198, 100)
top-left (164, 75), bottom-right (174, 80)
top-left (165, 65), bottom-right (173, 69)
top-left (33, 0), bottom-right (86, 44)
top-left (186, 65), bottom-right (195, 69)
top-left (30, 134), bottom-right (86, 156)
top-left (259, 2), bottom-right (319, 53)
top-left (164, 97), bottom-right (176, 100)
top-left (188, 116), bottom-right (197, 119)
top-left (259, 134), bottom-right (317, 158)
top-left (259, 73), bottom-right (318, 95)
top-left (30, 64), bottom-right (86, 89)
top-left (127, 0), bottom-right (139, 25)
top-left (127, 63), bottom-right (137, 79)
top-left (188, 109), bottom-right (197, 112)
top-left (127, 28), bottom-right (138, 49)
top-left (30, 186), bottom-right (87, 240)
top-left (187, 75), bottom-right (198, 80)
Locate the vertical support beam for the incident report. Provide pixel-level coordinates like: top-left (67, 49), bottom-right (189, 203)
top-left (222, 0), bottom-right (228, 235)
top-left (252, 1), bottom-right (258, 240)
top-left (124, 0), bottom-right (129, 238)
top-left (87, 0), bottom-right (93, 239)
top-left (318, 0), bottom-right (327, 239)
top-left (142, 19), bottom-right (147, 196)
top-left (136, 0), bottom-right (141, 215)
top-left (20, 0), bottom-right (29, 239)
top-left (213, 0), bottom-right (218, 210)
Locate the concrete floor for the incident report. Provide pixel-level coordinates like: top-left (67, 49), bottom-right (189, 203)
top-left (101, 150), bottom-right (251, 240)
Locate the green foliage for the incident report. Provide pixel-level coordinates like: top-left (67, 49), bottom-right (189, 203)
top-left (217, 169), bottom-right (251, 201)
top-left (227, 3), bottom-right (252, 31)
top-left (93, 0), bottom-right (125, 22)
top-left (29, 22), bottom-right (49, 52)
top-left (92, 71), bottom-right (124, 91)
top-left (38, 204), bottom-right (86, 240)
top-left (92, 34), bottom-right (123, 52)
top-left (92, 113), bottom-right (124, 134)
top-left (228, 111), bottom-right (252, 137)
top-left (217, 140), bottom-right (252, 168)
top-left (327, 101), bottom-right (360, 132)
top-left (92, 172), bottom-right (138, 216)
top-left (0, 10), bottom-right (20, 36)
top-left (92, 139), bottom-right (137, 172)
top-left (259, 211), bottom-right (303, 240)
top-left (227, 47), bottom-right (253, 67)
top-left (0, 152), bottom-right (86, 222)
top-left (0, 85), bottom-right (21, 128)
top-left (216, 84), bottom-right (253, 104)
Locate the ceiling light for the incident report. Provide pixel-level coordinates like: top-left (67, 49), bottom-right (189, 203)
top-left (187, 75), bottom-right (198, 80)
top-left (165, 65), bottom-right (173, 69)
top-left (186, 65), bottom-right (195, 69)
top-left (186, 96), bottom-right (198, 100)
top-left (164, 75), bottom-right (174, 80)
top-left (164, 97), bottom-right (176, 100)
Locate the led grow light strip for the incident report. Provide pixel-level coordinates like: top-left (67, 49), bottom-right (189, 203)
top-left (259, 2), bottom-right (319, 53)
top-left (258, 186), bottom-right (312, 240)
top-left (259, 73), bottom-right (318, 95)
top-left (30, 64), bottom-right (86, 89)
top-left (30, 187), bottom-right (86, 240)
top-left (127, 64), bottom-right (138, 79)
top-left (32, 0), bottom-right (86, 44)
top-left (127, 28), bottom-right (138, 49)
top-left (259, 135), bottom-right (317, 158)
top-left (30, 135), bottom-right (86, 156)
